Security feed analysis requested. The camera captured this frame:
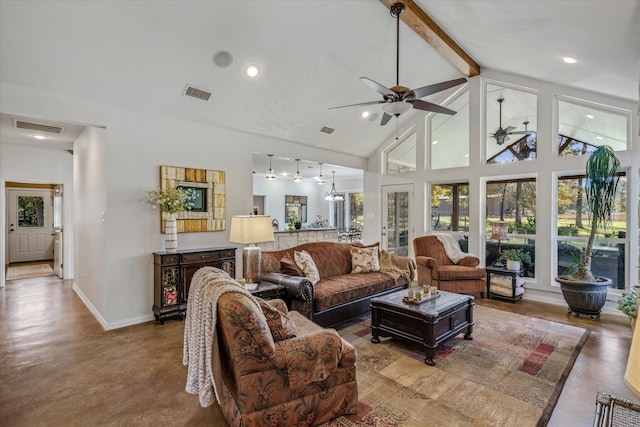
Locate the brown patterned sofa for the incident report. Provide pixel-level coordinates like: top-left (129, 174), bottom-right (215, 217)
top-left (413, 235), bottom-right (486, 298)
top-left (217, 293), bottom-right (358, 426)
top-left (261, 241), bottom-right (414, 327)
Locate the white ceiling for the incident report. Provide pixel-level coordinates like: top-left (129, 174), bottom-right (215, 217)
top-left (1, 1), bottom-right (638, 164)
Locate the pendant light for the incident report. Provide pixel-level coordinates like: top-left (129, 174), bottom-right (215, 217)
top-left (293, 159), bottom-right (302, 183)
top-left (317, 163), bottom-right (325, 185)
top-left (325, 171), bottom-right (344, 201)
top-left (265, 154), bottom-right (275, 180)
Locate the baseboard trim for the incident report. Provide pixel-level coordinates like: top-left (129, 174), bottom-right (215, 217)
top-left (72, 282), bottom-right (156, 330)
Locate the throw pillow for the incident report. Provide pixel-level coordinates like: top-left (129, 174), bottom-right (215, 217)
top-left (257, 298), bottom-right (297, 342)
top-left (280, 253), bottom-right (304, 276)
top-left (294, 250), bottom-right (320, 285)
top-left (350, 246), bottom-right (381, 274)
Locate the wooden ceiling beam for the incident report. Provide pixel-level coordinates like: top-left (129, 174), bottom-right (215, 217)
top-left (379, 0), bottom-right (480, 77)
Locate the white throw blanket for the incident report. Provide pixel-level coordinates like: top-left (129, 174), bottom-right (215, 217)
top-left (183, 267), bottom-right (260, 407)
top-left (429, 232), bottom-right (476, 264)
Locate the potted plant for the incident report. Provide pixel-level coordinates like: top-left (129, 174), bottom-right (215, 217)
top-left (147, 186), bottom-right (194, 252)
top-left (501, 248), bottom-right (531, 271)
top-left (555, 145), bottom-right (620, 318)
top-left (617, 286), bottom-right (638, 330)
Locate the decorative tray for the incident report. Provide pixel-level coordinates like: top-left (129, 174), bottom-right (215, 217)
top-left (402, 292), bottom-right (441, 305)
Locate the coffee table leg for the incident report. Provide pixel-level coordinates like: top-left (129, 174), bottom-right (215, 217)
top-left (371, 327), bottom-right (380, 344)
top-left (424, 348), bottom-right (436, 366)
top-left (464, 324), bottom-right (473, 340)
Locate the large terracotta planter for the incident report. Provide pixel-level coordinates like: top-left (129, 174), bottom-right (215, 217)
top-left (555, 275), bottom-right (612, 319)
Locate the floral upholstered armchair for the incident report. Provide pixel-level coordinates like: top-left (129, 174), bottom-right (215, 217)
top-left (216, 292), bottom-right (358, 426)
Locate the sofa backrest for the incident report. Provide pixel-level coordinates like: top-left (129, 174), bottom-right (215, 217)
top-left (261, 242), bottom-right (355, 279)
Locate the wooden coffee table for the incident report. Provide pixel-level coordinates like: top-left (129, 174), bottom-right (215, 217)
top-left (370, 288), bottom-right (474, 365)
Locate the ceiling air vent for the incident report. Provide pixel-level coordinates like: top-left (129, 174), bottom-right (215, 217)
top-left (15, 120), bottom-right (64, 134)
top-left (184, 85), bottom-right (211, 101)
top-left (320, 126), bottom-right (335, 134)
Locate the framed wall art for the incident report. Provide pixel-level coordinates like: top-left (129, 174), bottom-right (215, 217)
top-left (160, 165), bottom-right (226, 233)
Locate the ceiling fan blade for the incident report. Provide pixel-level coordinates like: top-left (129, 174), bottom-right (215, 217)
top-left (380, 112), bottom-right (393, 126)
top-left (360, 77), bottom-right (395, 97)
top-left (412, 77), bottom-right (467, 99)
top-left (328, 100), bottom-right (385, 110)
top-left (509, 130), bottom-right (536, 135)
top-left (504, 126), bottom-right (516, 133)
top-left (411, 99), bottom-right (457, 115)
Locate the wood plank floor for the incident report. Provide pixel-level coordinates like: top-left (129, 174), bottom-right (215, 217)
top-left (0, 276), bottom-right (637, 426)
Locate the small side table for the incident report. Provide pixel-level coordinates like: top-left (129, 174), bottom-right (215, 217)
top-left (249, 281), bottom-right (288, 304)
top-left (485, 266), bottom-right (525, 303)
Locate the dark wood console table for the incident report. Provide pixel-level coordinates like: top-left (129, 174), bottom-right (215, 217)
top-left (153, 247), bottom-right (236, 324)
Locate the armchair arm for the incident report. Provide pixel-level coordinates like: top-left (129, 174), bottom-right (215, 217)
top-left (272, 329), bottom-right (356, 390)
top-left (260, 272), bottom-right (314, 319)
top-left (458, 256), bottom-right (480, 267)
top-left (415, 255), bottom-right (439, 270)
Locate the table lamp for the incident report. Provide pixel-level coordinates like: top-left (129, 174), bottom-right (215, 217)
top-left (229, 215), bottom-right (275, 287)
top-left (490, 221), bottom-right (509, 268)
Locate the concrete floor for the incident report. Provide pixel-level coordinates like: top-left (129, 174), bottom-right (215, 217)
top-left (0, 274), bottom-right (637, 426)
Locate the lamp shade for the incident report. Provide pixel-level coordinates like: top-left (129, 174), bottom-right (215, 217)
top-left (490, 221), bottom-right (509, 240)
top-left (229, 215), bottom-right (274, 244)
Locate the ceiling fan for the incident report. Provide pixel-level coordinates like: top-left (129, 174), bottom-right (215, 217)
top-left (329, 2), bottom-right (467, 126)
top-left (489, 98), bottom-right (536, 145)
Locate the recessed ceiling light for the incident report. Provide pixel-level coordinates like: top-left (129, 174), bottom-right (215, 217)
top-left (596, 136), bottom-right (603, 140)
top-left (33, 135), bottom-right (47, 140)
top-left (361, 111), bottom-right (370, 119)
top-left (562, 56), bottom-right (577, 64)
top-left (586, 114), bottom-right (595, 119)
top-left (432, 140), bottom-right (438, 145)
top-left (465, 154), bottom-right (469, 158)
top-left (245, 65), bottom-right (260, 77)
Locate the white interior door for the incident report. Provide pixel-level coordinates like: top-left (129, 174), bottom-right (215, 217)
top-left (52, 185), bottom-right (63, 277)
top-left (382, 184), bottom-right (413, 257)
top-left (7, 189), bottom-right (54, 263)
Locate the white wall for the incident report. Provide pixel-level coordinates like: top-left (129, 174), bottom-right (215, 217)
top-left (0, 81), bottom-right (367, 329)
top-left (0, 142), bottom-right (74, 282)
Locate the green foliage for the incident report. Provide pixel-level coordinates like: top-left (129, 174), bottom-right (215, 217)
top-left (501, 248), bottom-right (531, 263)
top-left (617, 287), bottom-right (638, 319)
top-left (147, 186), bottom-right (194, 214)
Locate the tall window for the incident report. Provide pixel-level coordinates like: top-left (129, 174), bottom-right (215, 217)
top-left (333, 192), bottom-right (364, 231)
top-left (486, 178), bottom-right (537, 277)
top-left (386, 131), bottom-right (416, 174)
top-left (430, 89), bottom-right (470, 170)
top-left (485, 84), bottom-right (537, 164)
top-left (557, 98), bottom-right (628, 156)
top-left (556, 173), bottom-right (627, 289)
top-left (431, 183), bottom-right (469, 232)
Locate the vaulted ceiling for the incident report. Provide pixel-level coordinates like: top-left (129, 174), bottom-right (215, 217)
top-left (1, 1), bottom-right (638, 164)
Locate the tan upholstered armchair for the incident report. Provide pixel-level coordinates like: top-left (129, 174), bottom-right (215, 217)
top-left (413, 235), bottom-right (486, 298)
top-left (216, 293), bottom-right (358, 426)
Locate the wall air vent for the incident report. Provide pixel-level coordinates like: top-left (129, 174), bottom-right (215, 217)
top-left (320, 126), bottom-right (335, 134)
top-left (15, 120), bottom-right (64, 134)
top-left (184, 85), bottom-right (212, 101)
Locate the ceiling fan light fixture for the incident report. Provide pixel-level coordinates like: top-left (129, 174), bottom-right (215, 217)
top-left (265, 154), bottom-right (276, 180)
top-left (383, 102), bottom-right (412, 116)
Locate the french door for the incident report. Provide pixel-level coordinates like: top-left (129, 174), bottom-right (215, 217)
top-left (382, 184), bottom-right (413, 257)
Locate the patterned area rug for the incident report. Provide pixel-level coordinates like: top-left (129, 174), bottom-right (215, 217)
top-left (326, 305), bottom-right (589, 427)
top-left (6, 263), bottom-right (55, 280)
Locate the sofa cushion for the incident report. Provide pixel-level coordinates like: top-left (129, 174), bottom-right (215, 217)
top-left (350, 246), bottom-right (381, 274)
top-left (314, 272), bottom-right (404, 312)
top-left (294, 250), bottom-right (320, 285)
top-left (433, 265), bottom-right (486, 281)
top-left (258, 298), bottom-right (298, 342)
top-left (280, 253), bottom-right (304, 277)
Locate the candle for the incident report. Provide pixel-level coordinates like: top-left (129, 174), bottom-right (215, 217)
top-left (253, 206), bottom-right (259, 215)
